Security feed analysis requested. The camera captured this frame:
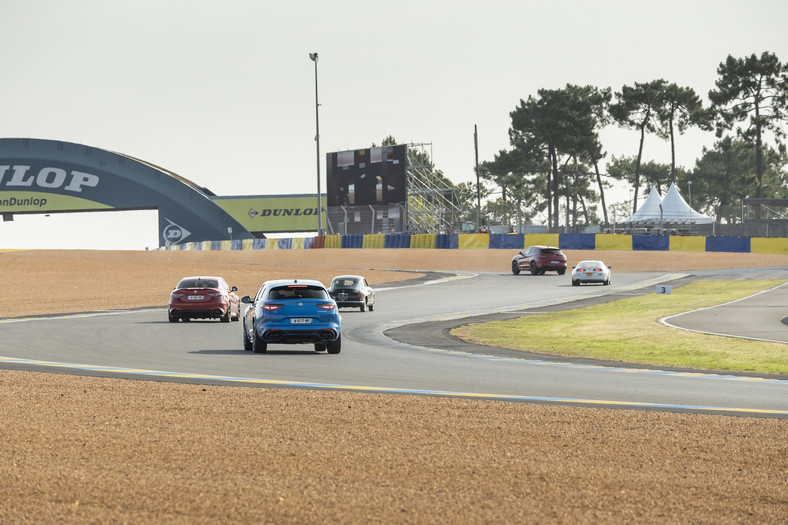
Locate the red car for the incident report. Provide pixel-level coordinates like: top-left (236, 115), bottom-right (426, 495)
top-left (168, 276), bottom-right (240, 322)
top-left (512, 245), bottom-right (567, 275)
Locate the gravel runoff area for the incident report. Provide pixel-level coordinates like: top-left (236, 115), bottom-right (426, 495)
top-left (1, 248), bottom-right (787, 524)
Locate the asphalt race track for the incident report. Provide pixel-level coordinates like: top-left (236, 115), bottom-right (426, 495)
top-left (2, 268), bottom-right (787, 418)
top-left (664, 274), bottom-right (788, 343)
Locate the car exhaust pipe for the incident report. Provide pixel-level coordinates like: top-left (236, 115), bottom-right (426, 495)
top-left (264, 330), bottom-right (282, 341)
top-left (319, 330), bottom-right (336, 340)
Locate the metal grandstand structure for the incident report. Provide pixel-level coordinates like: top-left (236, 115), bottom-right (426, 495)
top-left (405, 143), bottom-right (465, 234)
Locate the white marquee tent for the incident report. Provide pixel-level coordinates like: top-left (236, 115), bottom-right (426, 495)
top-left (623, 183), bottom-right (713, 225)
top-left (623, 187), bottom-right (662, 224)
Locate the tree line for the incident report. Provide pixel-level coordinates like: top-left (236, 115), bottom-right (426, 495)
top-left (468, 51), bottom-right (788, 230)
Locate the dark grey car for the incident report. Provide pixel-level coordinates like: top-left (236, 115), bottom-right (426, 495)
top-left (328, 275), bottom-right (375, 312)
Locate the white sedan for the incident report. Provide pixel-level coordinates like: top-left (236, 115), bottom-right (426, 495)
top-left (571, 260), bottom-right (612, 286)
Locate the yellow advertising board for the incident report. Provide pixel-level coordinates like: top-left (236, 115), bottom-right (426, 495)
top-left (213, 195), bottom-right (326, 233)
top-left (523, 233), bottom-right (560, 248)
top-left (457, 233), bottom-right (489, 249)
top-left (594, 233), bottom-right (632, 251)
top-left (669, 236), bottom-right (706, 252)
top-left (750, 237), bottom-right (788, 255)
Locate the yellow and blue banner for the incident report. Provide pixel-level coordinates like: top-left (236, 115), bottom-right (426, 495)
top-left (168, 232), bottom-right (788, 255)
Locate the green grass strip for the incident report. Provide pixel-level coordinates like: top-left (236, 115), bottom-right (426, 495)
top-left (451, 280), bottom-right (788, 375)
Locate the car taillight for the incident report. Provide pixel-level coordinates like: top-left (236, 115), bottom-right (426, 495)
top-left (263, 304), bottom-right (283, 311)
top-left (208, 292), bottom-right (223, 297)
top-left (593, 267), bottom-right (602, 271)
top-left (171, 292), bottom-right (184, 298)
top-left (318, 303), bottom-right (336, 310)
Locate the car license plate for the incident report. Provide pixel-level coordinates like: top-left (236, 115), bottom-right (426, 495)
top-left (585, 272), bottom-right (594, 276)
top-left (187, 295), bottom-right (204, 300)
top-left (550, 261), bottom-right (560, 264)
top-left (291, 318), bottom-right (312, 324)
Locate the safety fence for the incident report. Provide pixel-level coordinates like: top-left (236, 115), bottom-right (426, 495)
top-left (166, 232), bottom-right (788, 255)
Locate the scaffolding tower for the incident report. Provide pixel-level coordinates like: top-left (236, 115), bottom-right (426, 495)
top-left (405, 143), bottom-right (465, 234)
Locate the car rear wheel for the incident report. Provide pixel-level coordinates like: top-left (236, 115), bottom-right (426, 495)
top-left (512, 261), bottom-right (520, 275)
top-left (572, 279), bottom-right (579, 286)
top-left (314, 342), bottom-right (327, 352)
top-left (557, 269), bottom-right (566, 276)
top-left (369, 302), bottom-right (374, 312)
top-left (252, 329), bottom-right (267, 353)
top-left (530, 262), bottom-right (539, 275)
top-left (327, 335), bottom-right (341, 354)
top-left (168, 310), bottom-right (178, 323)
top-left (604, 277), bottom-right (611, 285)
top-left (360, 300), bottom-right (366, 312)
top-left (243, 326), bottom-right (253, 351)
top-left (220, 308), bottom-right (230, 323)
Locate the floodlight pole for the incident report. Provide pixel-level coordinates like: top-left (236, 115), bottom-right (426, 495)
top-left (687, 180), bottom-right (692, 233)
top-left (474, 125), bottom-right (480, 230)
top-left (310, 52), bottom-right (323, 236)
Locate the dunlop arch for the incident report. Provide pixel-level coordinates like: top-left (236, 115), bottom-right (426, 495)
top-left (0, 138), bottom-right (255, 246)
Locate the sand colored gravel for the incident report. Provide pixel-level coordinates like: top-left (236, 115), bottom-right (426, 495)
top-left (1, 248), bottom-right (787, 523)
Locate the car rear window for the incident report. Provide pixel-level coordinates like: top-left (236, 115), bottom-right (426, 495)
top-left (269, 285), bottom-right (328, 300)
top-left (333, 279), bottom-right (358, 288)
top-left (540, 248), bottom-right (562, 255)
top-left (177, 278), bottom-right (219, 289)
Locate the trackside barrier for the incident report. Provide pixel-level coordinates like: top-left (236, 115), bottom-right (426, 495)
top-left (363, 234), bottom-right (385, 248)
top-left (705, 236), bottom-right (750, 253)
top-left (384, 233), bottom-right (411, 248)
top-left (558, 233), bottom-right (595, 250)
top-left (489, 234), bottom-right (524, 250)
top-left (632, 235), bottom-right (669, 251)
top-left (341, 234), bottom-right (364, 248)
top-left (324, 235), bottom-right (342, 248)
top-left (167, 233), bottom-right (788, 254)
top-left (410, 234), bottom-right (437, 249)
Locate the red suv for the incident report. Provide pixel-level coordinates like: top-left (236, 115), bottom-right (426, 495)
top-left (512, 245), bottom-right (567, 275)
top-left (168, 276), bottom-right (240, 322)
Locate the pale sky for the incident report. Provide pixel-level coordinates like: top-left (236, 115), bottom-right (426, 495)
top-left (2, 0), bottom-right (786, 249)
